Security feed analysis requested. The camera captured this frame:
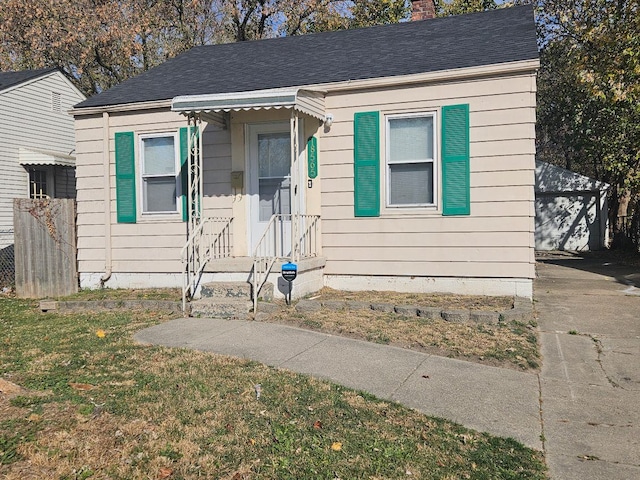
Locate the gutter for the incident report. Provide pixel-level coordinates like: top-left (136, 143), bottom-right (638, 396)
top-left (304, 59), bottom-right (541, 94)
top-left (70, 99), bottom-right (172, 117)
top-left (100, 111), bottom-right (112, 286)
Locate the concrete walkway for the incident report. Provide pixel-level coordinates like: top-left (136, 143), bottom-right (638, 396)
top-left (135, 318), bottom-right (543, 450)
top-left (536, 254), bottom-right (640, 479)
top-left (134, 254), bottom-right (640, 479)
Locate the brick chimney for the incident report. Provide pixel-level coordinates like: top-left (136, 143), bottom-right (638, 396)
top-left (411, 0), bottom-right (436, 21)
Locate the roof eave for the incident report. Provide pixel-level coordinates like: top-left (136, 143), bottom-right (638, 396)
top-left (307, 58), bottom-right (540, 94)
top-left (70, 99), bottom-right (173, 117)
top-left (70, 58), bottom-right (539, 116)
top-left (0, 67), bottom-right (61, 96)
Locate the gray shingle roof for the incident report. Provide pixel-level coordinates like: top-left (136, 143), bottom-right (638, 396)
top-left (0, 67), bottom-right (58, 93)
top-left (75, 5), bottom-right (538, 109)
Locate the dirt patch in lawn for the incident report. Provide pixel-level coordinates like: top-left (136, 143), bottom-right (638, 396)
top-left (0, 379), bottom-right (24, 398)
top-left (59, 288), bottom-right (182, 301)
top-left (266, 289), bottom-right (537, 371)
top-left (309, 288), bottom-right (514, 311)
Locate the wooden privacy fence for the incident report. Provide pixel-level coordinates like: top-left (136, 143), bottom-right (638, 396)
top-left (14, 198), bottom-right (78, 298)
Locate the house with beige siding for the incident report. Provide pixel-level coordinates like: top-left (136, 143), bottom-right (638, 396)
top-left (0, 67), bottom-right (86, 252)
top-left (71, 3), bottom-right (539, 308)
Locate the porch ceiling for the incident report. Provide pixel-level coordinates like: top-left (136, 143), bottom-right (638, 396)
top-left (171, 87), bottom-right (326, 123)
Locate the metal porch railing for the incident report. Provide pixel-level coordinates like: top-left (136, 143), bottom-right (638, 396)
top-left (298, 214), bottom-right (321, 259)
top-left (252, 214), bottom-right (320, 312)
top-left (182, 216), bottom-right (233, 311)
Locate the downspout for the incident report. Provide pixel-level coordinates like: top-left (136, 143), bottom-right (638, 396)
top-left (100, 111), bottom-right (112, 286)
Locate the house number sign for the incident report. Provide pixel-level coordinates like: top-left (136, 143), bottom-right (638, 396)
top-left (307, 136), bottom-right (318, 179)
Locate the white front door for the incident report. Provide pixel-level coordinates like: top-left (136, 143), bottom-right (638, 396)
top-left (248, 123), bottom-right (292, 256)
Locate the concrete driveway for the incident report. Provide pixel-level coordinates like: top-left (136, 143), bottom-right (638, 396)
top-left (536, 253), bottom-right (640, 479)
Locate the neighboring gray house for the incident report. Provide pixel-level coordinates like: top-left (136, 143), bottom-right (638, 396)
top-left (535, 161), bottom-right (610, 251)
top-left (0, 67), bottom-right (86, 250)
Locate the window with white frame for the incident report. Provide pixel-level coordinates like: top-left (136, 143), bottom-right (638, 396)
top-left (28, 167), bottom-right (49, 199)
top-left (140, 133), bottom-right (179, 214)
top-left (386, 112), bottom-right (436, 207)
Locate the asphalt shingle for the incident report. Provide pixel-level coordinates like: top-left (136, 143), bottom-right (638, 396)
top-left (75, 5), bottom-right (538, 109)
top-left (0, 67), bottom-right (58, 93)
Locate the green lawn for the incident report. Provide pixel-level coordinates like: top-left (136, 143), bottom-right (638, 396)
top-left (0, 297), bottom-right (546, 479)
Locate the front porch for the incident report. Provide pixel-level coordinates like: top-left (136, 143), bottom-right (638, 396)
top-left (172, 88), bottom-right (327, 312)
top-left (181, 213), bottom-right (324, 312)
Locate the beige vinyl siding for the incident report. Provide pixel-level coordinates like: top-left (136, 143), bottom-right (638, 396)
top-left (75, 113), bottom-right (107, 270)
top-left (0, 71), bottom-right (84, 243)
top-left (322, 231), bottom-right (532, 248)
top-left (75, 109), bottom-right (231, 276)
top-left (202, 127), bottom-right (233, 214)
top-left (320, 71), bottom-right (537, 280)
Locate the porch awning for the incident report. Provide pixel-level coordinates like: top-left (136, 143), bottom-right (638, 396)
top-left (18, 148), bottom-right (75, 167)
top-left (171, 88), bottom-right (326, 125)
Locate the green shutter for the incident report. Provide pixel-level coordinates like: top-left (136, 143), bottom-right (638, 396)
top-left (180, 127), bottom-right (188, 222)
top-left (353, 111), bottom-right (380, 217)
top-left (441, 104), bottom-right (470, 216)
top-left (115, 131), bottom-right (136, 223)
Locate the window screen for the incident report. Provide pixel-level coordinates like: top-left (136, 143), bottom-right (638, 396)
top-left (141, 135), bottom-right (178, 214)
top-left (387, 114), bottom-right (436, 207)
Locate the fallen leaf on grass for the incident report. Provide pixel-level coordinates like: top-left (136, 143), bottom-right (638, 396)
top-left (313, 420), bottom-right (322, 429)
top-left (331, 442), bottom-right (342, 451)
top-left (96, 329), bottom-right (106, 338)
top-left (158, 466), bottom-right (174, 478)
top-left (69, 382), bottom-right (97, 391)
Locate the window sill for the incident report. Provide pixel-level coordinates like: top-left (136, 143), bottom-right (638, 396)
top-left (138, 213), bottom-right (183, 223)
top-left (380, 205), bottom-right (442, 218)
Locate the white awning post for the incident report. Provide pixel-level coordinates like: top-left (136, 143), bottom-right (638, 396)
top-left (290, 110), bottom-right (300, 263)
top-left (186, 114), bottom-right (203, 296)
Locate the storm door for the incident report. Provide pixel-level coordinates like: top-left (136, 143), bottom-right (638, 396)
top-left (248, 123), bottom-right (292, 256)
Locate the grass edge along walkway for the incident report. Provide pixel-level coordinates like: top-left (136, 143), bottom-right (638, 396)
top-left (0, 298), bottom-right (546, 479)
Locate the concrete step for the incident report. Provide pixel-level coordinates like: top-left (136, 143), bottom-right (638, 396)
top-left (200, 281), bottom-right (251, 299)
top-left (190, 298), bottom-right (253, 319)
top-left (200, 281), bottom-right (274, 302)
